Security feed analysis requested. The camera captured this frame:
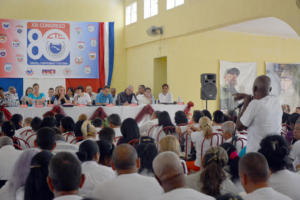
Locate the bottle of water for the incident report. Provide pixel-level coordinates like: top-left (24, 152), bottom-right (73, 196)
top-left (106, 97), bottom-right (109, 104)
top-left (54, 98), bottom-right (58, 105)
top-left (178, 96), bottom-right (182, 103)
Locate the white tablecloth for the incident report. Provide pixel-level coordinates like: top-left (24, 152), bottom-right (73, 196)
top-left (7, 104), bottom-right (186, 122)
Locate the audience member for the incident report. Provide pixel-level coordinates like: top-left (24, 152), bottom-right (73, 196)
top-left (189, 110), bottom-right (203, 132)
top-left (92, 118), bottom-right (102, 133)
top-left (41, 116), bottom-right (57, 128)
top-left (202, 109), bottom-right (212, 120)
top-left (136, 142), bottom-right (158, 177)
top-left (239, 152), bottom-right (292, 200)
top-left (4, 86), bottom-right (20, 107)
top-left (158, 84), bottom-right (173, 104)
top-left (191, 116), bottom-right (221, 168)
top-left (48, 152), bottom-right (85, 200)
top-left (0, 149), bottom-right (38, 200)
top-left (139, 111), bottom-right (160, 136)
top-left (99, 127), bottom-right (115, 144)
top-left (47, 88), bottom-right (55, 103)
top-left (258, 135), bottom-right (300, 200)
top-left (222, 121), bottom-right (247, 154)
top-left (220, 143), bottom-right (240, 183)
top-left (0, 136), bottom-right (22, 188)
top-left (108, 114), bottom-right (122, 137)
top-left (86, 86), bottom-right (97, 103)
top-left (30, 117), bottom-right (42, 133)
top-left (54, 113), bottom-right (64, 128)
top-left (213, 110), bottom-right (225, 132)
top-left (10, 113), bottom-right (23, 130)
top-left (1, 121), bottom-right (15, 139)
top-left (74, 86), bottom-right (92, 105)
top-left (24, 151), bottom-right (54, 200)
top-left (0, 87), bottom-right (5, 105)
top-left (81, 120), bottom-right (97, 141)
top-left (156, 111), bottom-right (175, 138)
top-left (78, 114), bottom-right (88, 122)
top-left (186, 146), bottom-right (238, 197)
top-left (60, 116), bottom-right (75, 142)
top-left (296, 107), bottom-right (300, 114)
top-left (73, 120), bottom-right (85, 143)
top-left (15, 117), bottom-right (32, 138)
top-left (116, 85), bottom-right (138, 105)
top-left (96, 140), bottom-right (114, 167)
top-left (95, 85), bottom-right (114, 105)
top-left (91, 144), bottom-right (163, 200)
top-left (77, 140), bottom-right (115, 196)
top-left (290, 138), bottom-right (300, 172)
top-left (35, 127), bottom-right (56, 151)
top-left (153, 151), bottom-right (214, 200)
top-left (216, 194), bottom-right (243, 200)
top-left (28, 83), bottom-right (46, 106)
top-left (118, 118), bottom-right (140, 144)
top-left (53, 132), bottom-right (78, 154)
top-left (236, 75), bottom-right (282, 152)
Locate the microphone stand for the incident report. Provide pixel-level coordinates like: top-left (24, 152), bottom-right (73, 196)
top-left (231, 102), bottom-right (243, 147)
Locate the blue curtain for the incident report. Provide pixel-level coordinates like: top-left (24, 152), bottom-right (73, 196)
top-left (0, 78), bottom-right (23, 99)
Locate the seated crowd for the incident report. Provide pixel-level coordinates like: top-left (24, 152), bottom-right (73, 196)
top-left (0, 83), bottom-right (175, 107)
top-left (0, 76), bottom-right (299, 200)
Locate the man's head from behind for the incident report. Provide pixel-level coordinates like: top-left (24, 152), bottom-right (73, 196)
top-left (36, 127), bottom-right (56, 151)
top-left (48, 152), bottom-right (85, 196)
top-left (239, 152), bottom-right (270, 193)
top-left (112, 144), bottom-right (139, 174)
top-left (153, 151), bottom-right (185, 192)
top-left (222, 121), bottom-right (235, 140)
top-left (99, 127), bottom-right (115, 144)
top-left (253, 75), bottom-right (271, 99)
top-left (108, 114), bottom-right (121, 128)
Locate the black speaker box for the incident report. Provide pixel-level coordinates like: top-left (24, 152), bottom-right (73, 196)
top-left (201, 73), bottom-right (217, 100)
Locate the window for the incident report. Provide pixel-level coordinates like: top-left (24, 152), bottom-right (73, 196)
top-left (126, 2), bottom-right (137, 26)
top-left (167, 0), bottom-right (184, 10)
top-left (144, 0), bottom-right (158, 19)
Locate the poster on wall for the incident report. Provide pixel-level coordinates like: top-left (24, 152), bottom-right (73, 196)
top-left (0, 19), bottom-right (99, 78)
top-left (220, 61), bottom-right (257, 112)
top-left (266, 63), bottom-right (300, 112)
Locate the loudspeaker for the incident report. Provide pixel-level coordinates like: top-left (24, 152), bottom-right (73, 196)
top-left (201, 73), bottom-right (217, 100)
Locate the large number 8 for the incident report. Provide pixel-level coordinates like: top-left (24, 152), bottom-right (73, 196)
top-left (27, 29), bottom-right (43, 60)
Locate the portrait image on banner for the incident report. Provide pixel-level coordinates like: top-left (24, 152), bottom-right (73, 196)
top-left (0, 19), bottom-right (101, 79)
top-left (266, 63), bottom-right (300, 111)
top-left (220, 61), bottom-right (257, 112)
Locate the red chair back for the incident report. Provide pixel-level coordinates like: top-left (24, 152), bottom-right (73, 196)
top-left (70, 136), bottom-right (84, 144)
top-left (128, 138), bottom-right (139, 147)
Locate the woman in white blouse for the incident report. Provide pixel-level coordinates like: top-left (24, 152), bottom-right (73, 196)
top-left (74, 86), bottom-right (91, 105)
top-left (77, 140), bottom-right (115, 196)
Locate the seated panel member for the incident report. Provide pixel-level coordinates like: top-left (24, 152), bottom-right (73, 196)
top-left (74, 86), bottom-right (92, 105)
top-left (158, 84), bottom-right (173, 104)
top-left (28, 83), bottom-right (46, 106)
top-left (116, 85), bottom-right (138, 105)
top-left (4, 86), bottom-right (20, 107)
top-left (96, 85), bottom-right (114, 105)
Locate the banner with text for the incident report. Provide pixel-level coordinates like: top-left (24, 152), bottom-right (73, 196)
top-left (0, 19), bottom-right (99, 78)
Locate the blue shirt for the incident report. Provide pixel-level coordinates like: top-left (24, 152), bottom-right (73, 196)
top-left (28, 93), bottom-right (45, 100)
top-left (95, 92), bottom-right (114, 104)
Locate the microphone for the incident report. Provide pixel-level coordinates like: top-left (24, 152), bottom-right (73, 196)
top-left (234, 102), bottom-right (244, 110)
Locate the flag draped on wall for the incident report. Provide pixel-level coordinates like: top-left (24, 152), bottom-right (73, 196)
top-left (0, 21), bottom-right (114, 96)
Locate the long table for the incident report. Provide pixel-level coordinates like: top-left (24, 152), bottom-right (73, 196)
top-left (7, 104), bottom-right (186, 123)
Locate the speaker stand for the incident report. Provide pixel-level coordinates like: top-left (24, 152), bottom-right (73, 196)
top-left (205, 100), bottom-right (208, 110)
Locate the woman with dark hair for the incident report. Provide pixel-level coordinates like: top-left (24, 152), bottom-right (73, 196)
top-left (40, 116), bottom-right (56, 128)
top-left (154, 111), bottom-right (175, 141)
top-left (96, 140), bottom-right (115, 167)
top-left (136, 142), bottom-right (158, 177)
top-left (186, 146), bottom-right (238, 197)
top-left (21, 87), bottom-right (33, 105)
top-left (10, 114), bottom-right (23, 130)
top-left (202, 110), bottom-right (212, 120)
top-left (67, 87), bottom-right (75, 103)
top-left (118, 118), bottom-right (140, 145)
top-left (220, 143), bottom-right (240, 182)
top-left (24, 151), bottom-right (53, 200)
top-left (189, 110), bottom-right (203, 132)
top-left (258, 135), bottom-right (300, 200)
top-left (213, 110), bottom-right (225, 133)
top-left (174, 111), bottom-right (188, 125)
top-left (77, 140), bottom-right (115, 196)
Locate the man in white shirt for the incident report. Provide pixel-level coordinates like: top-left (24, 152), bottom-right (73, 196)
top-left (139, 111), bottom-right (160, 136)
top-left (235, 75), bottom-right (282, 152)
top-left (153, 151), bottom-right (214, 200)
top-left (4, 86), bottom-right (20, 107)
top-left (86, 85), bottom-right (97, 103)
top-left (239, 152), bottom-right (292, 200)
top-left (48, 152), bottom-right (85, 200)
top-left (91, 144), bottom-right (163, 200)
top-left (108, 114), bottom-right (122, 138)
top-left (222, 121), bottom-right (247, 154)
top-left (158, 84), bottom-right (173, 104)
top-left (0, 136), bottom-right (22, 185)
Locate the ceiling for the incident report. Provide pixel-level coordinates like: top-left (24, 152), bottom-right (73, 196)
top-left (219, 17), bottom-right (299, 39)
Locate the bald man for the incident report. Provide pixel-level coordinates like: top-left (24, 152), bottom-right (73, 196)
top-left (153, 151), bottom-right (214, 200)
top-left (116, 85), bottom-right (138, 105)
top-left (239, 153), bottom-right (291, 200)
top-left (234, 75), bottom-right (282, 152)
top-left (91, 144), bottom-right (162, 200)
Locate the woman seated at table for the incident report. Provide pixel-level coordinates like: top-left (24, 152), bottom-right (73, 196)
top-left (28, 83), bottom-right (46, 106)
top-left (74, 86), bottom-right (92, 105)
top-left (51, 85), bottom-right (71, 105)
top-left (21, 87), bottom-right (33, 105)
top-left (67, 87), bottom-right (75, 103)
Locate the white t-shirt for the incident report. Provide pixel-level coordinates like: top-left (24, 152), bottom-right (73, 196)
top-left (191, 131), bottom-right (222, 167)
top-left (290, 140), bottom-right (300, 169)
top-left (137, 94), bottom-right (152, 105)
top-left (53, 195), bottom-right (82, 200)
top-left (244, 187), bottom-right (292, 200)
top-left (15, 126), bottom-right (32, 139)
top-left (158, 93), bottom-right (173, 104)
top-left (213, 125), bottom-right (223, 133)
top-left (0, 145), bottom-right (22, 180)
top-left (91, 173), bottom-right (163, 200)
top-left (80, 161), bottom-right (115, 197)
top-left (139, 119), bottom-right (158, 136)
top-left (268, 169), bottom-right (300, 200)
top-left (75, 93), bottom-right (91, 105)
top-left (53, 140), bottom-right (79, 154)
top-left (240, 95), bottom-right (282, 152)
top-left (158, 188), bottom-right (214, 200)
